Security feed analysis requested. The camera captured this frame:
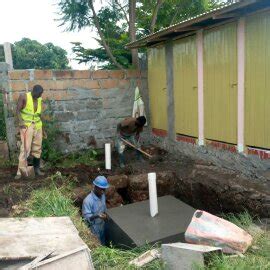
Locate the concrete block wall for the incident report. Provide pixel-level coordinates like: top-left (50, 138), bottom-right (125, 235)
top-left (6, 69), bottom-right (148, 152)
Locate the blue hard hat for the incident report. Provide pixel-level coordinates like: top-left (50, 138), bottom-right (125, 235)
top-left (93, 176), bottom-right (110, 189)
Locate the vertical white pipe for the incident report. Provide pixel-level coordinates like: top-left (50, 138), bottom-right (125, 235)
top-left (148, 172), bottom-right (158, 217)
top-left (105, 143), bottom-right (111, 170)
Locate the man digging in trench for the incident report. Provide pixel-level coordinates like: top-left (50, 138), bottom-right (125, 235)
top-left (15, 85), bottom-right (45, 179)
top-left (116, 116), bottom-right (147, 168)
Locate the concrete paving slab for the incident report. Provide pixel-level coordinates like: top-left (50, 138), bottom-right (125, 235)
top-left (0, 217), bottom-right (86, 260)
top-left (106, 195), bottom-right (196, 248)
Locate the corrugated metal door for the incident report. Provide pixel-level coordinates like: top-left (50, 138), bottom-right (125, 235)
top-left (204, 23), bottom-right (237, 144)
top-left (173, 35), bottom-right (198, 137)
top-left (148, 46), bottom-right (167, 131)
top-left (245, 12), bottom-right (270, 149)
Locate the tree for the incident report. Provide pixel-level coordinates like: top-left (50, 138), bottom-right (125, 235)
top-left (57, 0), bottom-right (225, 69)
top-left (12, 38), bottom-right (70, 69)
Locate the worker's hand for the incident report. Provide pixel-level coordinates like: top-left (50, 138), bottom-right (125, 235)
top-left (98, 213), bottom-right (108, 220)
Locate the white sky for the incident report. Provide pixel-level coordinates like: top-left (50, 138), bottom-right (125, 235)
top-left (0, 0), bottom-right (100, 69)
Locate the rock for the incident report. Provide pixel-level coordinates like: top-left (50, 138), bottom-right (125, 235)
top-left (106, 185), bottom-right (117, 199)
top-left (107, 192), bottom-right (124, 208)
top-left (129, 171), bottom-right (176, 194)
top-left (108, 175), bottom-right (129, 189)
top-left (129, 190), bottom-right (149, 203)
top-left (72, 185), bottom-right (91, 206)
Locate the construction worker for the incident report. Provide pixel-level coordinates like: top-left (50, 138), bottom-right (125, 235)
top-left (116, 116), bottom-right (146, 168)
top-left (82, 176), bottom-right (110, 245)
top-left (15, 85), bottom-right (45, 179)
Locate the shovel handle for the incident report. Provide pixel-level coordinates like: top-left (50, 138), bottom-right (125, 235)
top-left (121, 138), bottom-right (153, 158)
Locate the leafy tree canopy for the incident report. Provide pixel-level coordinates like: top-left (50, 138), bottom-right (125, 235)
top-left (12, 38), bottom-right (70, 69)
top-left (57, 0), bottom-right (228, 69)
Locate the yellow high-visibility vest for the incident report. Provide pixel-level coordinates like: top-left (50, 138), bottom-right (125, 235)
top-left (21, 92), bottom-right (42, 130)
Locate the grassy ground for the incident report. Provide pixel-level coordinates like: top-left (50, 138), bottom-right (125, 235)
top-left (12, 172), bottom-right (269, 270)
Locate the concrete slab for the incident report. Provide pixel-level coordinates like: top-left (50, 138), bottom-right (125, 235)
top-left (162, 243), bottom-right (222, 270)
top-left (106, 195), bottom-right (196, 248)
top-left (0, 217), bottom-right (86, 260)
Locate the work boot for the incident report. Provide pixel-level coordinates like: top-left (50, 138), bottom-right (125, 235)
top-left (119, 154), bottom-right (125, 168)
top-left (136, 151), bottom-right (144, 162)
top-left (14, 174), bottom-right (21, 180)
top-left (33, 157), bottom-right (45, 176)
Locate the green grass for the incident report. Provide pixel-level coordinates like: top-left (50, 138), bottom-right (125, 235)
top-left (15, 173), bottom-right (100, 249)
top-left (54, 149), bottom-right (103, 168)
top-left (92, 245), bottom-right (164, 270)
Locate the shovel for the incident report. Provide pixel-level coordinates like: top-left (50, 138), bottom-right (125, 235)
top-left (121, 138), bottom-right (153, 159)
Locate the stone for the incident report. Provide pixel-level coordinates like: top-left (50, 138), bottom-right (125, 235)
top-left (55, 112), bottom-right (74, 122)
top-left (107, 175), bottom-right (129, 189)
top-left (161, 243), bottom-right (222, 270)
top-left (106, 192), bottom-right (124, 208)
top-left (106, 185), bottom-right (117, 199)
top-left (130, 190), bottom-right (149, 203)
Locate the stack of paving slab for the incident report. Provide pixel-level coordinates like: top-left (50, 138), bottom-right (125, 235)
top-left (0, 217), bottom-right (94, 270)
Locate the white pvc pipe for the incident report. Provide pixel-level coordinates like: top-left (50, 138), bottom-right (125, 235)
top-left (105, 143), bottom-right (111, 170)
top-left (148, 172), bottom-right (158, 217)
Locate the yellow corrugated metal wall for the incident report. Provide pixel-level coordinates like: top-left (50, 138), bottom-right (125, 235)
top-left (204, 23), bottom-right (238, 144)
top-left (173, 35), bottom-right (198, 137)
top-left (245, 12), bottom-right (270, 149)
top-left (148, 46), bottom-right (167, 131)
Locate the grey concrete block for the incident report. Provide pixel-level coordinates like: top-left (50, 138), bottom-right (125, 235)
top-left (161, 243), bottom-right (222, 270)
top-left (76, 111), bottom-right (100, 121)
top-left (55, 112), bottom-right (74, 122)
top-left (106, 196), bottom-right (196, 248)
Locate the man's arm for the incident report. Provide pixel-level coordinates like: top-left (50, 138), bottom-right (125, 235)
top-left (16, 93), bottom-right (26, 128)
top-left (82, 199), bottom-right (100, 223)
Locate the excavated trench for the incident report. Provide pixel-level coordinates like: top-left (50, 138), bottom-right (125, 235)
top-left (0, 146), bottom-right (269, 220)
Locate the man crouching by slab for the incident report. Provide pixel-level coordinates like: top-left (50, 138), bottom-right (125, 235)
top-left (15, 84), bottom-right (45, 179)
top-left (82, 176), bottom-right (110, 245)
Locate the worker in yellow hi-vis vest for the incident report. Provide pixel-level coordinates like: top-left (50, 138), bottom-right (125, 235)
top-left (15, 85), bottom-right (45, 179)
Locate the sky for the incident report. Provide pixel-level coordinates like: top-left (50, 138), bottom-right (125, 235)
top-left (0, 0), bottom-right (100, 69)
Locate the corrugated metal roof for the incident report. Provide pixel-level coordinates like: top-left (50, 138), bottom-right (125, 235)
top-left (126, 0), bottom-right (265, 48)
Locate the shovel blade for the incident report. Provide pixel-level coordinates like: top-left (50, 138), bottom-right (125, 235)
top-left (21, 166), bottom-right (35, 178)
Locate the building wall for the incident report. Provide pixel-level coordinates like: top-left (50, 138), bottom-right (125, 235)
top-left (147, 10), bottom-right (270, 172)
top-left (4, 69), bottom-right (147, 152)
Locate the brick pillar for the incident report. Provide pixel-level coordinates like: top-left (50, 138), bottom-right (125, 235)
top-left (165, 41), bottom-right (175, 142)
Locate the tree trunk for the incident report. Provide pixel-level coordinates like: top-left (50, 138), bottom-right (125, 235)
top-left (88, 0), bottom-right (124, 70)
top-left (150, 0), bottom-right (164, 33)
top-left (129, 0), bottom-right (139, 68)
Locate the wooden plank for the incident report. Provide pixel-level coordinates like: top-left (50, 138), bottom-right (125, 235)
top-left (31, 247), bottom-right (94, 270)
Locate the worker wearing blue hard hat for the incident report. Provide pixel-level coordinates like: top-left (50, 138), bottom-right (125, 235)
top-left (82, 176), bottom-right (110, 245)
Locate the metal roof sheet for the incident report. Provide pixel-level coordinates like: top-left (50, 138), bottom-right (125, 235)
top-left (126, 0), bottom-right (266, 48)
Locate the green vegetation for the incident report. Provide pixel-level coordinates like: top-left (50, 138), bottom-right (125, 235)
top-left (58, 149), bottom-right (102, 168)
top-left (92, 244), bottom-right (163, 270)
top-left (12, 38), bottom-right (70, 69)
top-left (57, 0), bottom-right (223, 69)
